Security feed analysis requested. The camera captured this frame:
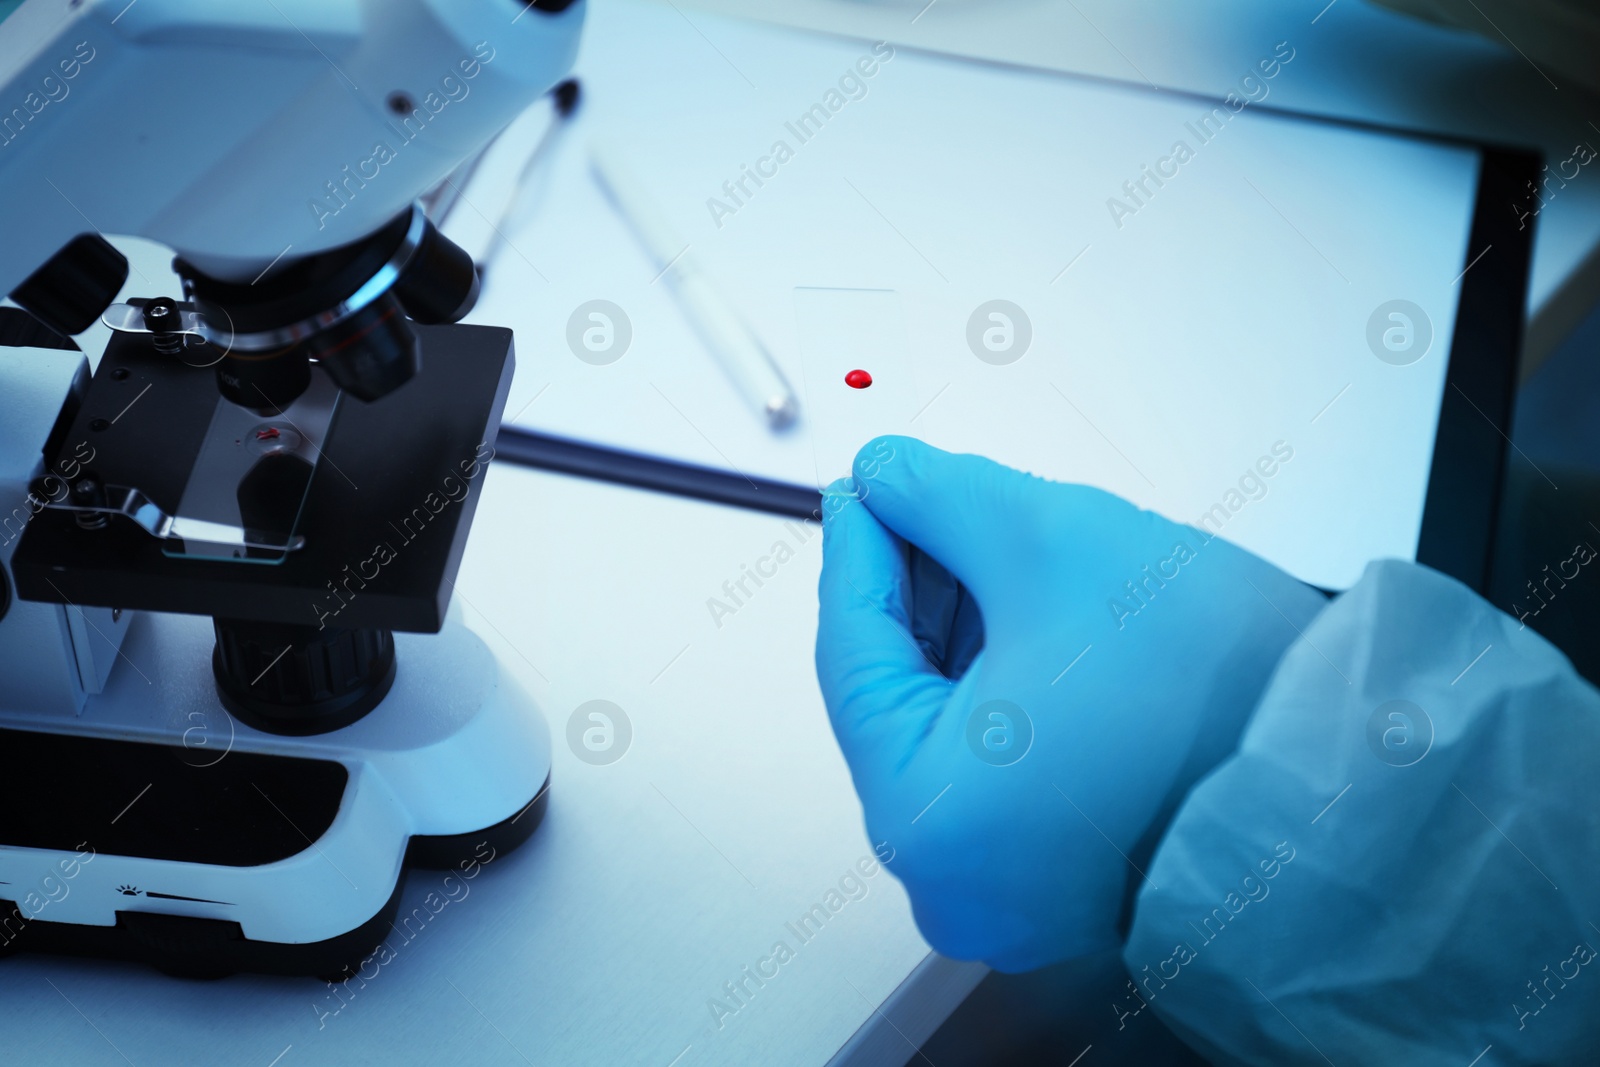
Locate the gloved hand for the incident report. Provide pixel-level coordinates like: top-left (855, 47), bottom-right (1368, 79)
top-left (815, 436), bottom-right (1329, 972)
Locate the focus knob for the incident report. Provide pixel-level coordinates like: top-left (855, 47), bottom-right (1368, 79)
top-left (212, 619), bottom-right (395, 735)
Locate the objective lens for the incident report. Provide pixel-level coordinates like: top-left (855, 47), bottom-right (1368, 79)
top-left (216, 346), bottom-right (312, 413)
top-left (304, 293), bottom-right (420, 402)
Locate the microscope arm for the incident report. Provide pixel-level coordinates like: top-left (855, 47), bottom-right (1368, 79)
top-left (0, 0), bottom-right (581, 301)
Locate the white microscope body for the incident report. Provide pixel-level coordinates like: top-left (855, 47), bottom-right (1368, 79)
top-left (0, 0), bottom-right (581, 978)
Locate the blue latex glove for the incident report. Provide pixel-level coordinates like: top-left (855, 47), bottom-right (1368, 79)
top-left (815, 437), bottom-right (1328, 971)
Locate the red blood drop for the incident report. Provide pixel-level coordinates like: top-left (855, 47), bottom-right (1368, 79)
top-left (844, 369), bottom-right (873, 389)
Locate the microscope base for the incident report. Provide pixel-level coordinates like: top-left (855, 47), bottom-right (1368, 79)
top-left (0, 609), bottom-right (551, 981)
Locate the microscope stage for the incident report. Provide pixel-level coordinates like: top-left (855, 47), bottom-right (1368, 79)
top-left (11, 323), bottom-right (515, 633)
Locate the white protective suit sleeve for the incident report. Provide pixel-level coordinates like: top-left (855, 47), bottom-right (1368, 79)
top-left (1121, 558), bottom-right (1600, 1066)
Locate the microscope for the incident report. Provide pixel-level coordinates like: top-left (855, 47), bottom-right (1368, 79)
top-left (0, 0), bottom-right (582, 979)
